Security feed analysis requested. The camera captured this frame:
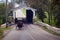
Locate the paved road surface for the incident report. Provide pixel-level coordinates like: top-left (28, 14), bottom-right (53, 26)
top-left (2, 24), bottom-right (60, 40)
top-left (3, 8), bottom-right (60, 40)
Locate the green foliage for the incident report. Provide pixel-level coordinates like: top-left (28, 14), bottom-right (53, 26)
top-left (8, 11), bottom-right (13, 16)
top-left (22, 8), bottom-right (26, 15)
top-left (44, 12), bottom-right (48, 18)
top-left (0, 28), bottom-right (3, 38)
top-left (27, 0), bottom-right (60, 28)
top-left (0, 27), bottom-right (12, 39)
top-left (44, 18), bottom-right (49, 24)
top-left (7, 16), bottom-right (12, 22)
top-left (16, 0), bottom-right (20, 4)
top-left (44, 11), bottom-right (56, 26)
top-left (51, 0), bottom-right (60, 28)
top-left (0, 20), bottom-right (2, 25)
top-left (0, 3), bottom-right (5, 15)
top-left (0, 3), bottom-right (5, 25)
top-left (41, 26), bottom-right (60, 36)
top-left (34, 16), bottom-right (41, 22)
top-left (1, 27), bottom-right (10, 31)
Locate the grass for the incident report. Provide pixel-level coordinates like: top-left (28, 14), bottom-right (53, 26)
top-left (0, 28), bottom-right (3, 39)
top-left (1, 27), bottom-right (13, 31)
top-left (44, 18), bottom-right (56, 26)
top-left (34, 13), bottom-right (60, 36)
top-left (41, 26), bottom-right (60, 36)
top-left (0, 26), bottom-right (13, 39)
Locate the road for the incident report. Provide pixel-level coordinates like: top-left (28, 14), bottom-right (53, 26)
top-left (2, 8), bottom-right (60, 40)
top-left (2, 24), bottom-right (60, 40)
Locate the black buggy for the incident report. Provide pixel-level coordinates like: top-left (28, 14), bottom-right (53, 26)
top-left (17, 20), bottom-right (23, 29)
top-left (15, 18), bottom-right (23, 29)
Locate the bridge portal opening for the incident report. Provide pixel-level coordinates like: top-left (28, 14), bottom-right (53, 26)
top-left (26, 10), bottom-right (33, 23)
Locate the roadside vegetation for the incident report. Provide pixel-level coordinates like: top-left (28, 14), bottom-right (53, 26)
top-left (0, 0), bottom-right (60, 38)
top-left (34, 15), bottom-right (60, 36)
top-left (22, 8), bottom-right (26, 15)
top-left (0, 2), bottom-right (13, 39)
top-left (41, 26), bottom-right (60, 36)
top-left (0, 3), bottom-right (5, 26)
top-left (26, 0), bottom-right (60, 28)
top-left (25, 0), bottom-right (60, 36)
top-left (0, 2), bottom-right (13, 27)
top-left (0, 26), bottom-right (13, 39)
top-left (0, 28), bottom-right (3, 39)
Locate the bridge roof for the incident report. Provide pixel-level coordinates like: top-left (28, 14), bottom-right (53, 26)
top-left (12, 3), bottom-right (37, 11)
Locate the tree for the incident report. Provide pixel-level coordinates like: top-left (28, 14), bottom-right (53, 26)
top-left (5, 1), bottom-right (14, 28)
top-left (26, 0), bottom-right (49, 22)
top-left (16, 0), bottom-right (21, 4)
top-left (51, 0), bottom-right (60, 27)
top-left (26, 0), bottom-right (60, 27)
top-left (37, 8), bottom-right (46, 22)
top-left (7, 3), bottom-right (14, 12)
top-left (0, 3), bottom-right (6, 27)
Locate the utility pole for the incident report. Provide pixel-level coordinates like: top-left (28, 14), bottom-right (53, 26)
top-left (5, 0), bottom-right (8, 28)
